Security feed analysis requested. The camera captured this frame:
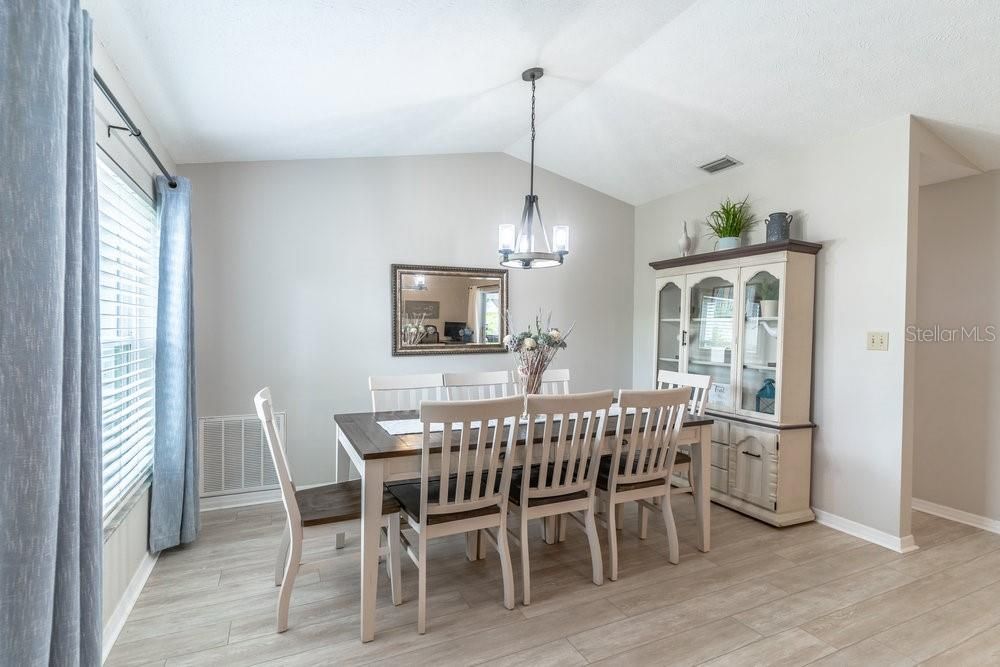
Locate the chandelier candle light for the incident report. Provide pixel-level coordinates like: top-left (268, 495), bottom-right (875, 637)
top-left (504, 312), bottom-right (573, 395)
top-left (499, 67), bottom-right (569, 269)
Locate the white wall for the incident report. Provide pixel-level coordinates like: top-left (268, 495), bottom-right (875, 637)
top-left (181, 153), bottom-right (634, 485)
top-left (633, 116), bottom-right (916, 540)
top-left (914, 170), bottom-right (1000, 523)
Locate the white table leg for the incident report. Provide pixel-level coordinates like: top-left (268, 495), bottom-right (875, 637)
top-left (360, 458), bottom-right (384, 642)
top-left (335, 426), bottom-right (351, 549)
top-left (465, 530), bottom-right (484, 561)
top-left (692, 425), bottom-right (711, 552)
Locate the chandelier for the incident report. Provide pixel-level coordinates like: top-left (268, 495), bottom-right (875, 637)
top-left (499, 67), bottom-right (568, 269)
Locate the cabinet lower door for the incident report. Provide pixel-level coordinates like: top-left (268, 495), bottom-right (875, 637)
top-left (728, 424), bottom-right (778, 510)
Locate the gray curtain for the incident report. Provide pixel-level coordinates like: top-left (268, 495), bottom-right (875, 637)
top-left (149, 175), bottom-right (200, 552)
top-left (0, 1), bottom-right (103, 664)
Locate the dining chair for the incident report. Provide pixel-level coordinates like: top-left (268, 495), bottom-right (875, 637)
top-left (511, 391), bottom-right (610, 604)
top-left (254, 387), bottom-right (403, 632)
top-left (369, 373), bottom-right (445, 412)
top-left (644, 370), bottom-right (712, 538)
top-left (443, 370), bottom-right (513, 400)
top-left (515, 368), bottom-right (570, 395)
top-left (387, 395), bottom-right (522, 634)
top-left (596, 387), bottom-right (690, 580)
top-left (656, 369), bottom-right (712, 415)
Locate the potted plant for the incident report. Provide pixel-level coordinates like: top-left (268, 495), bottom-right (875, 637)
top-left (706, 196), bottom-right (757, 250)
top-left (758, 281), bottom-right (779, 318)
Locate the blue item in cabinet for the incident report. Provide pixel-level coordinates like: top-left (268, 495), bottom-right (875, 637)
top-left (755, 378), bottom-right (776, 414)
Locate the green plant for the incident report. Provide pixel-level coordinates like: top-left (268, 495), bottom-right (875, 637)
top-left (757, 281), bottom-right (779, 301)
top-left (705, 195), bottom-right (757, 239)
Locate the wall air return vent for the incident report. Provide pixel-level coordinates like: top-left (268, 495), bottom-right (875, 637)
top-left (199, 412), bottom-right (283, 497)
top-left (698, 156), bottom-right (742, 174)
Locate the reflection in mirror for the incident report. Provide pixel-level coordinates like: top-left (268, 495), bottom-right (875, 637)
top-left (392, 265), bottom-right (508, 356)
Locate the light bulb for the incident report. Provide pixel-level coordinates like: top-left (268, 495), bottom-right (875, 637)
top-left (553, 226), bottom-right (569, 253)
top-left (498, 224), bottom-right (515, 251)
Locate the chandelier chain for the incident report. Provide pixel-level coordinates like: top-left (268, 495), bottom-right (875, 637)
top-left (529, 77), bottom-right (536, 195)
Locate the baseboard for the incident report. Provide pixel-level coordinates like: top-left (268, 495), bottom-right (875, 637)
top-left (813, 508), bottom-right (919, 554)
top-left (102, 550), bottom-right (157, 664)
top-left (199, 483), bottom-right (326, 512)
top-left (912, 498), bottom-right (1000, 535)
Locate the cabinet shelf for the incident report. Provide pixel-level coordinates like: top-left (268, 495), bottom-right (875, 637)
top-left (658, 357), bottom-right (680, 363)
top-left (746, 316), bottom-right (779, 323)
top-left (659, 318), bottom-right (681, 323)
top-left (688, 359), bottom-right (731, 368)
top-left (742, 363), bottom-right (777, 372)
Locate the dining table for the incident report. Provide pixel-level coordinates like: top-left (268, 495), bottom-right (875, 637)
top-left (333, 407), bottom-right (714, 642)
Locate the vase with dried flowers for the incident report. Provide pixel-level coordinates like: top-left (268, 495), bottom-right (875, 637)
top-left (503, 312), bottom-right (573, 394)
top-left (401, 313), bottom-right (428, 346)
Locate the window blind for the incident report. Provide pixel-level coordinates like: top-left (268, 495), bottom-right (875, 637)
top-left (97, 157), bottom-right (159, 524)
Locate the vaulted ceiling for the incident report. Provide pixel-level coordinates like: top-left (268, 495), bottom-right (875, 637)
top-left (84, 0), bottom-right (1000, 204)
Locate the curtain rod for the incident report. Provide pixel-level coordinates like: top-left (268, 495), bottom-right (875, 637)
top-left (93, 70), bottom-right (178, 189)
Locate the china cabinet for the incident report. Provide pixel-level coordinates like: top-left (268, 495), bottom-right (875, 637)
top-left (650, 240), bottom-right (821, 526)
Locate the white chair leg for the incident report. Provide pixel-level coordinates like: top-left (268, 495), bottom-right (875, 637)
top-left (558, 514), bottom-right (567, 542)
top-left (520, 513), bottom-right (532, 605)
top-left (275, 522), bottom-right (290, 586)
top-left (615, 503), bottom-right (624, 531)
top-left (639, 504), bottom-right (649, 540)
top-left (387, 514), bottom-right (403, 606)
top-left (417, 533), bottom-right (427, 634)
top-left (276, 524), bottom-right (302, 632)
top-left (661, 491), bottom-right (679, 565)
top-left (607, 498), bottom-right (619, 581)
top-left (585, 502), bottom-right (604, 586)
top-left (497, 516), bottom-right (515, 610)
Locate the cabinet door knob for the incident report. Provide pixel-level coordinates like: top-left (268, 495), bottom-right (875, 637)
top-left (742, 450), bottom-right (761, 458)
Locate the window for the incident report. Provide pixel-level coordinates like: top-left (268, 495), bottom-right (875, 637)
top-left (97, 157), bottom-right (159, 524)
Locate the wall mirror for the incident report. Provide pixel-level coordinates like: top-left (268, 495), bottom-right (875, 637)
top-left (392, 264), bottom-right (509, 356)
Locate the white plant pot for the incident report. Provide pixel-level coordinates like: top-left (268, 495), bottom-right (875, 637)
top-left (716, 237), bottom-right (741, 251)
top-left (761, 300), bottom-right (778, 318)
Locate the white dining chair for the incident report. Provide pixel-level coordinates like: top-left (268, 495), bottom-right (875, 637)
top-left (515, 368), bottom-right (570, 395)
top-left (443, 370), bottom-right (513, 400)
top-left (387, 395), bottom-right (521, 634)
top-left (254, 387), bottom-right (403, 632)
top-left (656, 369), bottom-right (712, 415)
top-left (596, 387), bottom-right (690, 579)
top-left (510, 391), bottom-right (610, 604)
top-left (369, 373), bottom-right (445, 412)
top-left (645, 370), bottom-right (712, 537)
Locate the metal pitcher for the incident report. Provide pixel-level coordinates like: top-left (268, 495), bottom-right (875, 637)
top-left (765, 212), bottom-right (793, 242)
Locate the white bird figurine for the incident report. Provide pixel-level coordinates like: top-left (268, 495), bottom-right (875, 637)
top-left (678, 221), bottom-right (692, 256)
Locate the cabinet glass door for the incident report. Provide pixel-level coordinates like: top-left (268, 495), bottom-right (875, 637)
top-left (656, 280), bottom-right (683, 375)
top-left (687, 271), bottom-right (737, 412)
top-left (740, 269), bottom-right (781, 418)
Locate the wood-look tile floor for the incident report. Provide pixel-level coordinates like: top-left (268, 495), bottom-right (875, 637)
top-left (107, 501), bottom-right (1000, 666)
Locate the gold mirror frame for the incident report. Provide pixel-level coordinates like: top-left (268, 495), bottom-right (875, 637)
top-left (391, 264), bottom-right (509, 356)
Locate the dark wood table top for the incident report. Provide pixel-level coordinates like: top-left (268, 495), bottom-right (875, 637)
top-left (335, 409), bottom-right (713, 461)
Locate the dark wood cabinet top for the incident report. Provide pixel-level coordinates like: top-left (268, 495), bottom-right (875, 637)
top-left (649, 239), bottom-right (823, 270)
top-left (335, 410), bottom-right (713, 461)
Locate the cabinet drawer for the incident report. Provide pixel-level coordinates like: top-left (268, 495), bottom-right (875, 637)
top-left (711, 420), bottom-right (729, 444)
top-left (711, 442), bottom-right (729, 469)
top-left (710, 466), bottom-right (728, 493)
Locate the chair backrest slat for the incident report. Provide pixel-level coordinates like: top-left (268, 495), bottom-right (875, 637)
top-left (612, 388), bottom-right (689, 488)
top-left (370, 373), bottom-right (444, 412)
top-left (253, 387), bottom-right (300, 526)
top-left (443, 371), bottom-right (513, 401)
top-left (656, 370), bottom-right (712, 415)
top-left (522, 391), bottom-right (612, 501)
top-left (419, 396), bottom-right (523, 522)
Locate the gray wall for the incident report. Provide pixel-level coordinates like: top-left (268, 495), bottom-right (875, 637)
top-left (181, 153), bottom-right (635, 485)
top-left (632, 117), bottom-right (916, 540)
top-left (914, 170), bottom-right (1000, 522)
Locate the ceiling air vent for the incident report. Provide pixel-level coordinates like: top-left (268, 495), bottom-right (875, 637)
top-left (698, 156), bottom-right (742, 174)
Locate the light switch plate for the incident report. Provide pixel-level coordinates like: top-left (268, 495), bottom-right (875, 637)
top-left (867, 331), bottom-right (889, 351)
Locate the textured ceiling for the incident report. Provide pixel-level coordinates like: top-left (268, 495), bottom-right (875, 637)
top-left (84, 0), bottom-right (1000, 204)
